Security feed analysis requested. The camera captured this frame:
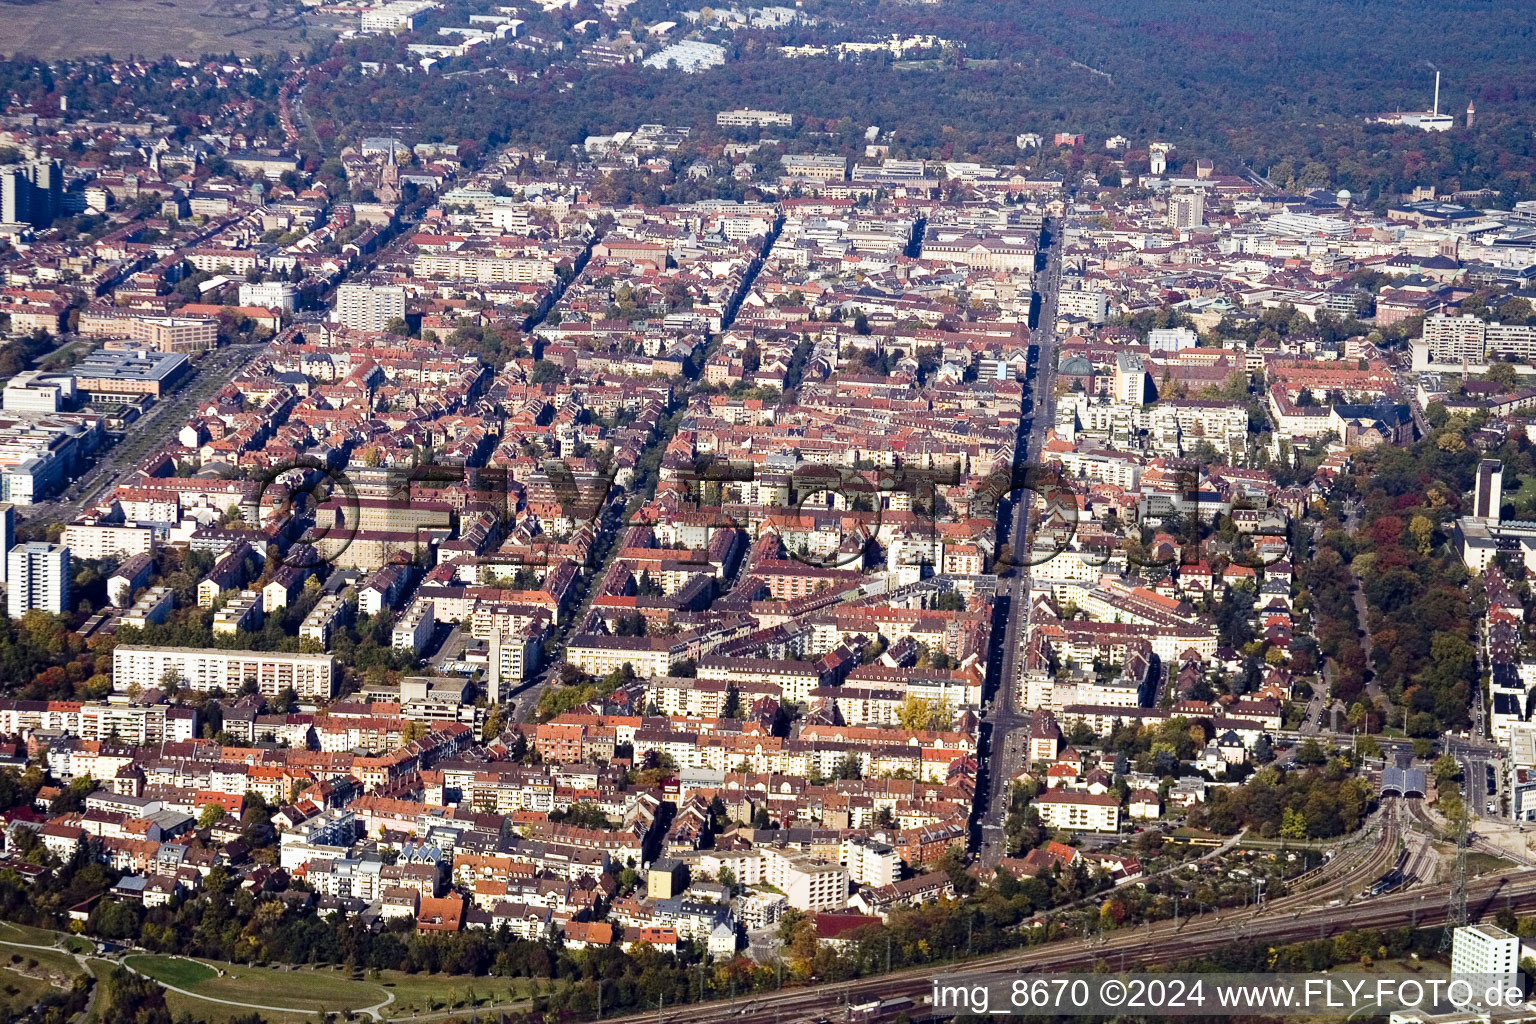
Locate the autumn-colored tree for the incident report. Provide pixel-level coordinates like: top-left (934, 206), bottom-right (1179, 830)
top-left (1408, 514), bottom-right (1435, 553)
top-left (895, 695), bottom-right (953, 731)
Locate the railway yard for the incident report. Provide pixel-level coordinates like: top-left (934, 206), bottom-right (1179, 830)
top-left (604, 796), bottom-right (1534, 1024)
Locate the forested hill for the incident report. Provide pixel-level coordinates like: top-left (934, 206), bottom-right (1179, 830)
top-left (296, 0), bottom-right (1536, 202)
top-left (937, 0), bottom-right (1536, 123)
top-left (7, 0), bottom-right (1536, 204)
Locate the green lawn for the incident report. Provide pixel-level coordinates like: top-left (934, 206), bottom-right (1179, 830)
top-left (0, 920), bottom-right (70, 948)
top-left (162, 989), bottom-right (315, 1024)
top-left (0, 946), bottom-right (88, 1015)
top-left (117, 952), bottom-right (563, 1020)
top-left (1466, 851), bottom-right (1517, 876)
top-left (128, 955), bottom-right (217, 989)
top-left (125, 955), bottom-right (386, 1014)
top-left (36, 339), bottom-right (92, 372)
top-left (375, 970), bottom-right (550, 1018)
top-left (82, 959), bottom-right (113, 1024)
top-left (1346, 956), bottom-right (1445, 976)
top-left (0, 968), bottom-right (67, 1013)
top-left (0, 947), bottom-right (85, 978)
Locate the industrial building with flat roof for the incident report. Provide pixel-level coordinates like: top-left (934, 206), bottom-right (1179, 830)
top-left (71, 349), bottom-right (189, 401)
top-left (0, 411), bottom-right (105, 504)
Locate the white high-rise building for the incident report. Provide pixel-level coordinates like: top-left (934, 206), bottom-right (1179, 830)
top-left (1168, 191), bottom-right (1204, 231)
top-left (1475, 459), bottom-right (1505, 523)
top-left (335, 282), bottom-right (407, 332)
top-left (1114, 352), bottom-right (1151, 406)
top-left (7, 542), bottom-right (69, 618)
top-left (1420, 314), bottom-right (1489, 364)
top-left (0, 505), bottom-right (12, 585)
top-left (488, 627), bottom-right (542, 702)
top-left (1451, 924), bottom-right (1521, 1000)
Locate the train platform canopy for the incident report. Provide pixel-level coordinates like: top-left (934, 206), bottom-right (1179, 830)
top-left (1380, 766), bottom-right (1427, 797)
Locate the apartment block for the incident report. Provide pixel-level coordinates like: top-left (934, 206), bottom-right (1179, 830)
top-left (213, 591), bottom-right (264, 635)
top-left (392, 598), bottom-right (435, 655)
top-left (113, 645), bottom-right (337, 699)
top-left (762, 846), bottom-right (848, 911)
top-left (63, 520), bottom-right (155, 560)
top-left (300, 593), bottom-right (352, 649)
top-left (80, 701), bottom-right (198, 744)
top-left (335, 282), bottom-right (407, 332)
top-left (840, 836), bottom-right (899, 888)
top-left (8, 542), bottom-right (69, 618)
top-left (1033, 790), bottom-right (1120, 832)
top-left (122, 586), bottom-right (175, 630)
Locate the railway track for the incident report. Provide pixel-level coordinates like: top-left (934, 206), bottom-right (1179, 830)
top-left (1404, 796), bottom-right (1439, 832)
top-left (1401, 796), bottom-right (1530, 867)
top-left (602, 872), bottom-right (1536, 1024)
top-left (600, 802), bottom-right (1475, 1024)
top-left (1264, 797), bottom-right (1402, 912)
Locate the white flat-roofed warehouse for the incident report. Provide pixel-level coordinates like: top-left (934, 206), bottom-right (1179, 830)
top-left (71, 349), bottom-right (189, 402)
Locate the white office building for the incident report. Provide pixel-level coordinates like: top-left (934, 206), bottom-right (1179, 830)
top-left (7, 542), bottom-right (69, 618)
top-left (716, 109), bottom-right (793, 128)
top-left (335, 282), bottom-right (407, 332)
top-left (359, 0), bottom-right (436, 33)
top-left (1148, 326), bottom-right (1199, 353)
top-left (2, 371), bottom-right (75, 413)
top-left (238, 281), bottom-right (300, 313)
top-left (1450, 924), bottom-right (1522, 1000)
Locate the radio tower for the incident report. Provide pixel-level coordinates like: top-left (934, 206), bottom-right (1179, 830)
top-left (1438, 805), bottom-right (1469, 951)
